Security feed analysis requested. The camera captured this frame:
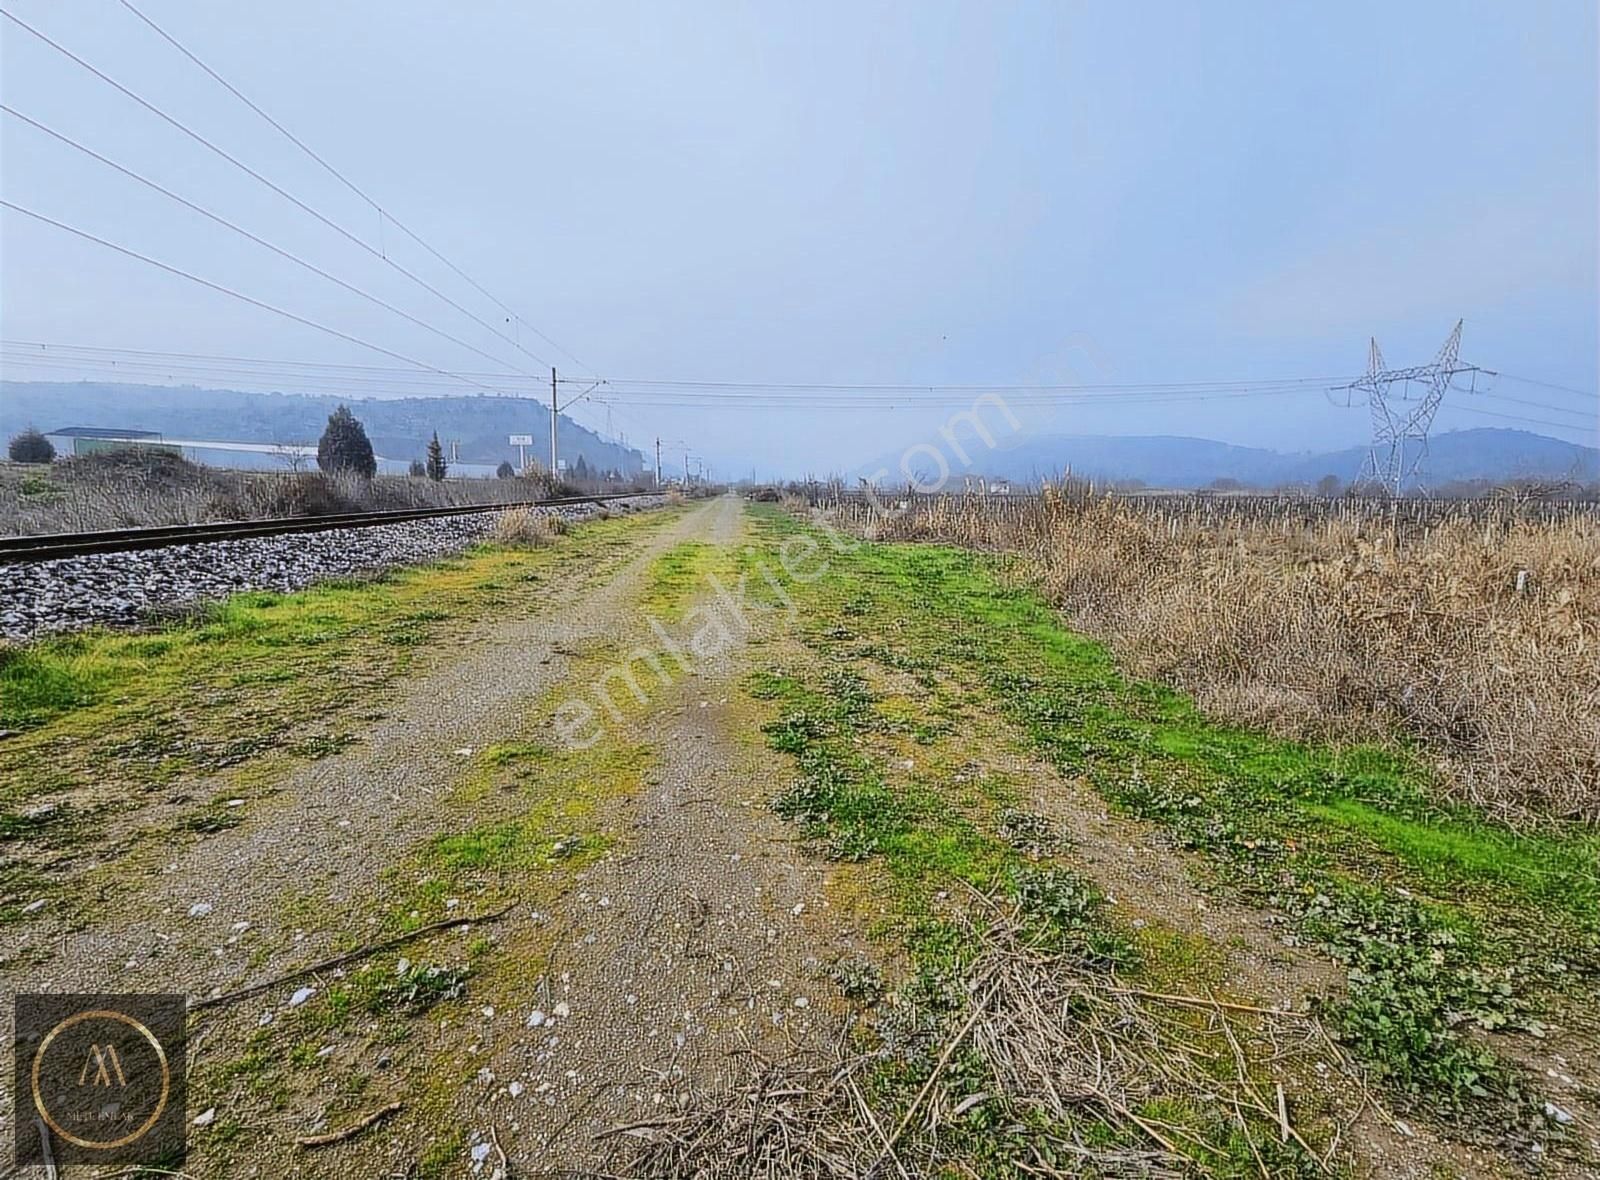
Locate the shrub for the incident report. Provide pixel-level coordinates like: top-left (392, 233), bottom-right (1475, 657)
top-left (408, 459), bottom-right (426, 478)
top-left (59, 448), bottom-right (202, 488)
top-left (317, 405), bottom-right (376, 478)
top-left (519, 467), bottom-right (579, 499)
top-left (260, 473), bottom-right (360, 518)
top-left (496, 460), bottom-right (515, 479)
top-left (492, 507), bottom-right (562, 547)
top-left (8, 428), bottom-right (55, 464)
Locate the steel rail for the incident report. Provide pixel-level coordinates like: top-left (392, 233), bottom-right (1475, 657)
top-left (0, 493), bottom-right (649, 564)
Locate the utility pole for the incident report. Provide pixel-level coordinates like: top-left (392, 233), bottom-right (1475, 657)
top-left (684, 447), bottom-right (690, 485)
top-left (654, 437), bottom-right (662, 487)
top-left (549, 367), bottom-right (558, 477)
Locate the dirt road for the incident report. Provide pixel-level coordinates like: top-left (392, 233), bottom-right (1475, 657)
top-left (3, 498), bottom-right (870, 1176)
top-left (2, 495), bottom-right (1590, 1177)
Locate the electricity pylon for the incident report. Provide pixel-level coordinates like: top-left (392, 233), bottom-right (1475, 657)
top-left (1341, 320), bottom-right (1480, 495)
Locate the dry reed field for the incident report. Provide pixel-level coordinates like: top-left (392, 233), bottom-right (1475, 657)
top-left (824, 490), bottom-right (1600, 824)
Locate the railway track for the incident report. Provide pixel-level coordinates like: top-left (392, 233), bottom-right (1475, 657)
top-left (0, 492), bottom-right (646, 564)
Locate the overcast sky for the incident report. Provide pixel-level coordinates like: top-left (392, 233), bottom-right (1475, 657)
top-left (2, 0), bottom-right (1596, 476)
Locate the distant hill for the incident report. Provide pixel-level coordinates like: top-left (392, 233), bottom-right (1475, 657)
top-left (0, 381), bottom-right (645, 476)
top-left (861, 427), bottom-right (1599, 490)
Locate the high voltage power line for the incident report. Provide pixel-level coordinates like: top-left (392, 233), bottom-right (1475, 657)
top-left (0, 103), bottom-right (529, 387)
top-left (3, 342), bottom-right (1590, 434)
top-left (113, 0), bottom-right (594, 380)
top-left (0, 4), bottom-right (566, 380)
top-left (0, 202), bottom-right (527, 398)
top-left (0, 342), bottom-right (1350, 403)
top-left (0, 6), bottom-right (1592, 451)
top-left (4, 341), bottom-right (1587, 407)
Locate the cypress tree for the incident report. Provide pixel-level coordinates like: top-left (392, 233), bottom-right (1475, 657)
top-left (425, 432), bottom-right (448, 481)
top-left (316, 405), bottom-right (376, 478)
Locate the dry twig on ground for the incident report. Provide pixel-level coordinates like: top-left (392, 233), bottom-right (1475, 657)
top-left (607, 908), bottom-right (1351, 1178)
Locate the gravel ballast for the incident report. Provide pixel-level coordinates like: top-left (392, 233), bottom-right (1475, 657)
top-left (0, 496), bottom-right (664, 641)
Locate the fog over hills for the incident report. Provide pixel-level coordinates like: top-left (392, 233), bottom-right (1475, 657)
top-left (0, 381), bottom-right (645, 475)
top-left (864, 427), bottom-right (1599, 490)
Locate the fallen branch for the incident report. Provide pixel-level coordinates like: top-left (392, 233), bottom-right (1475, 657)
top-left (191, 902), bottom-right (517, 1012)
top-left (294, 1100), bottom-right (403, 1148)
top-left (594, 1114), bottom-right (698, 1141)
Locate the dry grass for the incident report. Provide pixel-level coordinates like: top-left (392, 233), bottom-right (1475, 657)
top-left (828, 491), bottom-right (1600, 824)
top-left (490, 506), bottom-right (566, 548)
top-left (0, 452), bottom-right (589, 535)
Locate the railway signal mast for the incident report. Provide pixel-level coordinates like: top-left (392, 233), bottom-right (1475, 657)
top-left (1342, 320), bottom-right (1485, 496)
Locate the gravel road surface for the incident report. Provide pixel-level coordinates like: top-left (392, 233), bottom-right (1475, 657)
top-left (0, 496), bottom-right (861, 1177)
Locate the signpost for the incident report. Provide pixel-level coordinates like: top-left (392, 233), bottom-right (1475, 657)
top-left (508, 433), bottom-right (533, 471)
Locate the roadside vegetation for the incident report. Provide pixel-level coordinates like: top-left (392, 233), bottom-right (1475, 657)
top-left (690, 504), bottom-right (1597, 1176)
top-left (836, 488), bottom-right (1600, 825)
top-left (7, 426), bottom-right (55, 464)
top-left (0, 448), bottom-right (659, 536)
top-left (189, 668), bottom-right (657, 1173)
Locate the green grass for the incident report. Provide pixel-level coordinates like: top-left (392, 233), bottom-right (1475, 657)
top-left (743, 591), bottom-right (1311, 1174)
top-left (639, 539), bottom-right (740, 621)
top-left (741, 503), bottom-right (1596, 1154)
top-left (1305, 798), bottom-right (1600, 914)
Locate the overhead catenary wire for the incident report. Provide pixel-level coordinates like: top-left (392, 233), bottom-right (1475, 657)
top-left (113, 0), bottom-right (595, 380)
top-left (4, 343), bottom-right (1592, 434)
top-left (0, 344), bottom-right (1347, 394)
top-left (14, 343), bottom-right (1588, 410)
top-left (0, 352), bottom-right (1335, 408)
top-left (567, 374), bottom-right (1354, 393)
top-left (0, 344), bottom-right (1360, 402)
top-left (0, 4), bottom-right (556, 372)
top-left (4, 338), bottom-right (1593, 464)
top-left (6, 341), bottom-right (1593, 410)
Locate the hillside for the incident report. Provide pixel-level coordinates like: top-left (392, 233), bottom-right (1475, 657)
top-left (866, 427), bottom-right (1599, 489)
top-left (0, 381), bottom-right (645, 475)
